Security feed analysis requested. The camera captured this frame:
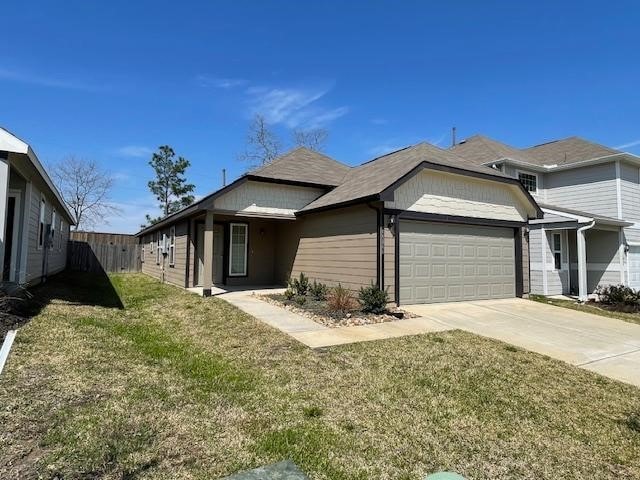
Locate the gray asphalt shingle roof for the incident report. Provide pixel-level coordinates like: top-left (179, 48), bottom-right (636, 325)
top-left (249, 147), bottom-right (351, 186)
top-left (450, 134), bottom-right (624, 168)
top-left (299, 142), bottom-right (511, 212)
top-left (524, 137), bottom-right (621, 166)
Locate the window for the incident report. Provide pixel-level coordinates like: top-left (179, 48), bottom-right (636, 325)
top-left (150, 234), bottom-right (154, 253)
top-left (552, 233), bottom-right (562, 270)
top-left (518, 171), bottom-right (538, 194)
top-left (141, 244), bottom-right (145, 263)
top-left (169, 226), bottom-right (176, 266)
top-left (229, 223), bottom-right (248, 276)
top-left (58, 218), bottom-right (63, 250)
top-left (38, 197), bottom-right (46, 249)
top-left (50, 209), bottom-right (56, 250)
top-left (156, 233), bottom-right (161, 265)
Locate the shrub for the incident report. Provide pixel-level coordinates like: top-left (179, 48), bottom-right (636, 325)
top-left (327, 284), bottom-right (357, 313)
top-left (358, 283), bottom-right (389, 314)
top-left (294, 295), bottom-right (307, 306)
top-left (309, 280), bottom-right (328, 301)
top-left (284, 288), bottom-right (295, 301)
top-left (288, 273), bottom-right (310, 296)
top-left (595, 284), bottom-right (640, 306)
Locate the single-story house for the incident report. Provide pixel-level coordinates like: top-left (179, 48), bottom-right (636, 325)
top-left (0, 127), bottom-right (74, 286)
top-left (136, 145), bottom-right (541, 305)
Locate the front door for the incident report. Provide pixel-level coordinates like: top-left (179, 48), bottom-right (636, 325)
top-left (195, 223), bottom-right (225, 286)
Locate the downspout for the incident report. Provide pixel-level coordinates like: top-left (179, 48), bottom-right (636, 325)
top-left (576, 220), bottom-right (596, 302)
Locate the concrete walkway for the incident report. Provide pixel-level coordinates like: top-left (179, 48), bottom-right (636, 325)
top-left (404, 298), bottom-right (640, 387)
top-left (218, 290), bottom-right (450, 348)
top-left (218, 290), bottom-right (640, 387)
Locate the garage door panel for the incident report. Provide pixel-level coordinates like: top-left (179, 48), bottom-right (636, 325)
top-left (400, 221), bottom-right (516, 304)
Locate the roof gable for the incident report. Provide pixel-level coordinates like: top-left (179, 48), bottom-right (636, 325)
top-left (249, 147), bottom-right (351, 187)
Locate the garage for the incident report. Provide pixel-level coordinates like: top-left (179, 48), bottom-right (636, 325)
top-left (399, 221), bottom-right (516, 304)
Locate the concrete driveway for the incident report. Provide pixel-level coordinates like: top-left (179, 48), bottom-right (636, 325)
top-left (403, 298), bottom-right (640, 387)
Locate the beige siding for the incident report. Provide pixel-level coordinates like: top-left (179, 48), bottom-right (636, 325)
top-left (214, 181), bottom-right (324, 216)
top-left (386, 170), bottom-right (530, 222)
top-left (140, 221), bottom-right (190, 288)
top-left (277, 205), bottom-right (377, 292)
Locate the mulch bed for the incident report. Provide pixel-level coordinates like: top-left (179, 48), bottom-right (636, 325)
top-left (260, 293), bottom-right (417, 328)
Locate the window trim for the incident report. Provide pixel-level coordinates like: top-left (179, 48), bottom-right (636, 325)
top-left (552, 232), bottom-right (563, 271)
top-left (168, 226), bottom-right (176, 266)
top-left (228, 222), bottom-right (248, 277)
top-left (38, 196), bottom-right (46, 250)
top-left (141, 244), bottom-right (145, 263)
top-left (50, 208), bottom-right (56, 250)
top-left (156, 232), bottom-right (161, 265)
top-left (516, 170), bottom-right (539, 195)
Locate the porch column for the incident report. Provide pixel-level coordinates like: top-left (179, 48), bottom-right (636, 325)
top-left (576, 226), bottom-right (589, 301)
top-left (202, 210), bottom-right (214, 296)
top-left (0, 154), bottom-right (9, 277)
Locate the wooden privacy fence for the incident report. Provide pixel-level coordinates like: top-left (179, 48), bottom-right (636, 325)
top-left (67, 240), bottom-right (142, 273)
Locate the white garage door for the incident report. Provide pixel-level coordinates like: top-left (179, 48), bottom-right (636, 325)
top-left (400, 221), bottom-right (516, 304)
top-left (628, 246), bottom-right (640, 290)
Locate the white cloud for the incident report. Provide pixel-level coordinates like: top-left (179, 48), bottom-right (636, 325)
top-left (101, 196), bottom-right (157, 234)
top-left (246, 85), bottom-right (349, 129)
top-left (370, 117), bottom-right (388, 125)
top-left (196, 75), bottom-right (248, 89)
top-left (0, 67), bottom-right (105, 91)
top-left (115, 145), bottom-right (153, 158)
top-left (615, 139), bottom-right (640, 150)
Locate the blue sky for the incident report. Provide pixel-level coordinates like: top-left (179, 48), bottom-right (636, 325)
top-left (2, 1), bottom-right (640, 232)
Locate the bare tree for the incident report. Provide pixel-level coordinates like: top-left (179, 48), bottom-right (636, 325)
top-left (51, 156), bottom-right (120, 230)
top-left (238, 114), bottom-right (281, 168)
top-left (292, 128), bottom-right (328, 152)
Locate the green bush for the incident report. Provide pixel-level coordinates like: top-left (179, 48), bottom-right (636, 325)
top-left (595, 284), bottom-right (640, 306)
top-left (309, 280), bottom-right (328, 301)
top-left (327, 284), bottom-right (357, 313)
top-left (288, 273), bottom-right (310, 296)
top-left (284, 288), bottom-right (295, 301)
top-left (358, 283), bottom-right (389, 314)
top-left (294, 295), bottom-right (307, 306)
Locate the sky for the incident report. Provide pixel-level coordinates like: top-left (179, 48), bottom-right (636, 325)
top-left (2, 1), bottom-right (640, 233)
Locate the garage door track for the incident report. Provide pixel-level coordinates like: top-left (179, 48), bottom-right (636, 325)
top-left (404, 298), bottom-right (640, 388)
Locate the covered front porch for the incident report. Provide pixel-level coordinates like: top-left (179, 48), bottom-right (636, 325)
top-left (187, 210), bottom-right (297, 296)
top-left (529, 204), bottom-right (633, 300)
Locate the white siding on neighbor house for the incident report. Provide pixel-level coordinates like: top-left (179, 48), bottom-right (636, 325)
top-left (213, 181), bottom-right (324, 216)
top-left (528, 227), bottom-right (570, 295)
top-left (385, 170), bottom-right (530, 222)
top-left (620, 161), bottom-right (640, 224)
top-left (23, 182), bottom-right (69, 284)
top-left (544, 163), bottom-right (618, 218)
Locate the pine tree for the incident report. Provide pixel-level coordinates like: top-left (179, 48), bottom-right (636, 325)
top-left (145, 145), bottom-right (195, 226)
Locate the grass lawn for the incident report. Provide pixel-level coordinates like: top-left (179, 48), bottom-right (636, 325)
top-left (530, 294), bottom-right (640, 326)
top-left (1, 273), bottom-right (640, 479)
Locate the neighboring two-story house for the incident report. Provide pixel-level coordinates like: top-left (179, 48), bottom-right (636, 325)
top-left (452, 135), bottom-right (640, 300)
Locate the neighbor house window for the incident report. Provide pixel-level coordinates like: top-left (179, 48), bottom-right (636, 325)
top-left (156, 233), bottom-right (161, 264)
top-left (552, 233), bottom-right (562, 270)
top-left (150, 234), bottom-right (154, 253)
top-left (169, 226), bottom-right (176, 266)
top-left (141, 244), bottom-right (145, 263)
top-left (229, 223), bottom-right (248, 276)
top-left (38, 197), bottom-right (46, 249)
top-left (57, 218), bottom-right (63, 250)
top-left (50, 209), bottom-right (56, 250)
top-left (518, 171), bottom-right (538, 194)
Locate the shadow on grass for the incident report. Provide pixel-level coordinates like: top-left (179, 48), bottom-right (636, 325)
top-left (17, 270), bottom-right (123, 319)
